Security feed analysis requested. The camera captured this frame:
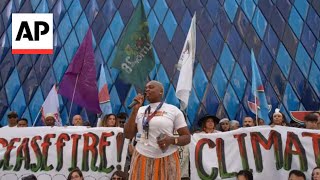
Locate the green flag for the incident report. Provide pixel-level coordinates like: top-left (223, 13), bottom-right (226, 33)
top-left (111, 1), bottom-right (155, 90)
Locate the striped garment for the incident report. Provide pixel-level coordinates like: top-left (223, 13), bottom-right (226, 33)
top-left (129, 150), bottom-right (181, 180)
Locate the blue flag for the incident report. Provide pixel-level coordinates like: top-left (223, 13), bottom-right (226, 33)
top-left (248, 49), bottom-right (271, 124)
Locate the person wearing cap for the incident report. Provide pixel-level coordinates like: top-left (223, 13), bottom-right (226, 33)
top-left (243, 117), bottom-right (255, 127)
top-left (304, 113), bottom-right (318, 130)
top-left (230, 120), bottom-right (240, 130)
top-left (271, 108), bottom-right (287, 126)
top-left (197, 114), bottom-right (220, 134)
top-left (5, 111), bottom-right (18, 127)
top-left (17, 118), bottom-right (28, 127)
top-left (44, 113), bottom-right (56, 126)
top-left (72, 115), bottom-right (83, 126)
top-left (218, 118), bottom-right (230, 132)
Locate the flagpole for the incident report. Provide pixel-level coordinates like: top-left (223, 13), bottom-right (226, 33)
top-left (254, 92), bottom-right (258, 126)
top-left (68, 74), bottom-right (80, 125)
top-left (32, 108), bottom-right (42, 127)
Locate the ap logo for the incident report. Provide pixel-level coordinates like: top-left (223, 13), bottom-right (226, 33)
top-left (12, 13), bottom-right (53, 54)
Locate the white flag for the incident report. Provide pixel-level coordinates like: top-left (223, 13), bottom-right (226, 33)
top-left (40, 84), bottom-right (61, 126)
top-left (176, 13), bottom-right (196, 110)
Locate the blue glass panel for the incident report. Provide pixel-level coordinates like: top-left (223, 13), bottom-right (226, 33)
top-left (147, 10), bottom-right (159, 41)
top-left (309, 62), bottom-right (320, 96)
top-left (84, 0), bottom-right (99, 25)
top-left (53, 49), bottom-right (68, 82)
top-left (206, 0), bottom-right (221, 23)
top-left (307, 6), bottom-right (320, 39)
top-left (283, 24), bottom-right (298, 59)
top-left (99, 29), bottom-right (114, 63)
top-left (10, 88), bottom-right (26, 117)
top-left (265, 81), bottom-right (280, 113)
top-left (109, 12), bottom-right (124, 43)
top-left (142, 0), bottom-right (151, 15)
top-left (110, 85), bottom-right (121, 114)
top-left (68, 0), bottom-right (82, 26)
top-left (5, 69), bottom-right (20, 104)
top-left (257, 0), bottom-right (273, 20)
top-left (154, 0), bottom-right (168, 23)
top-left (301, 82), bottom-right (320, 111)
top-left (211, 64), bottom-right (228, 100)
top-left (208, 26), bottom-right (224, 60)
top-left (107, 47), bottom-right (120, 83)
top-left (276, 0), bottom-right (291, 21)
top-left (294, 0), bottom-right (309, 20)
top-left (238, 44), bottom-right (251, 80)
top-left (219, 44), bottom-right (235, 79)
top-left (231, 64), bottom-right (247, 100)
top-left (270, 63), bottom-right (287, 97)
top-left (312, 0), bottom-right (320, 18)
top-left (64, 31), bottom-right (79, 63)
top-left (199, 46), bottom-right (217, 78)
top-left (234, 8), bottom-right (249, 39)
top-left (16, 55), bottom-right (32, 83)
top-left (153, 26), bottom-right (169, 65)
top-left (198, 10), bottom-right (213, 39)
top-left (301, 24), bottom-right (317, 59)
top-left (224, 0), bottom-right (238, 22)
top-left (295, 43), bottom-right (311, 78)
top-left (217, 7), bottom-right (231, 40)
top-left (91, 12), bottom-right (108, 44)
top-left (40, 69), bottom-right (56, 99)
top-left (0, 53), bottom-right (15, 83)
top-left (180, 9), bottom-right (192, 35)
top-left (58, 13), bottom-right (72, 44)
top-left (165, 84), bottom-right (180, 108)
top-left (315, 42), bottom-right (320, 68)
top-left (22, 69), bottom-right (39, 104)
top-left (28, 87), bottom-right (44, 122)
top-left (1, 109), bottom-right (10, 126)
top-left (21, 107), bottom-right (31, 126)
top-left (289, 62), bottom-right (305, 99)
top-left (288, 7), bottom-right (304, 38)
top-left (216, 104), bottom-right (227, 119)
top-left (264, 25), bottom-right (279, 59)
top-left (226, 26), bottom-right (242, 59)
top-left (170, 0), bottom-right (186, 23)
top-left (202, 84), bottom-right (219, 115)
top-left (154, 65), bottom-right (170, 93)
top-left (35, 0), bottom-right (48, 13)
top-left (193, 63), bottom-right (208, 100)
top-left (53, 0), bottom-right (66, 27)
top-left (186, 88), bottom-right (200, 125)
top-left (118, 0), bottom-right (133, 25)
top-left (163, 10), bottom-right (177, 41)
top-left (131, 0), bottom-right (139, 7)
top-left (196, 27), bottom-right (206, 56)
top-left (30, 0), bottom-right (40, 11)
top-left (276, 43), bottom-right (292, 78)
top-left (114, 78), bottom-right (131, 103)
top-left (75, 13), bottom-right (89, 43)
top-left (257, 44), bottom-right (273, 79)
top-left (270, 8), bottom-right (285, 39)
top-left (223, 84), bottom-right (239, 119)
top-left (19, 1), bottom-right (32, 13)
top-left (241, 0), bottom-right (256, 21)
top-left (283, 83), bottom-right (299, 111)
top-left (124, 85), bottom-right (137, 113)
top-left (63, 0), bottom-right (72, 10)
top-left (245, 25), bottom-right (262, 55)
top-left (148, 49), bottom-right (161, 80)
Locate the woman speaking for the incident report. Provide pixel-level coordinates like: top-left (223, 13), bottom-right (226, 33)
top-left (124, 80), bottom-right (191, 180)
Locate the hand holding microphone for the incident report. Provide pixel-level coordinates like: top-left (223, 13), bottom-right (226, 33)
top-left (128, 93), bottom-right (145, 109)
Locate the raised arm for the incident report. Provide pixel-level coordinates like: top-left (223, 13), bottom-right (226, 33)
top-left (124, 94), bottom-right (144, 139)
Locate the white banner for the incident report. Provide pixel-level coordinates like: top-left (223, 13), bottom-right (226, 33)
top-left (190, 126), bottom-right (320, 180)
top-left (0, 127), bottom-right (128, 180)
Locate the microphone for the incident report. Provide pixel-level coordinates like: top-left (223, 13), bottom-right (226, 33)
top-left (128, 93), bottom-right (146, 109)
top-left (128, 100), bottom-right (139, 109)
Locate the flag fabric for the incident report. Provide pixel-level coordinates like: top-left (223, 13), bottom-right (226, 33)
top-left (249, 49), bottom-right (271, 124)
top-left (58, 29), bottom-right (101, 114)
top-left (39, 84), bottom-right (61, 126)
top-left (176, 13), bottom-right (196, 111)
top-left (98, 65), bottom-right (112, 117)
top-left (111, 1), bottom-right (155, 90)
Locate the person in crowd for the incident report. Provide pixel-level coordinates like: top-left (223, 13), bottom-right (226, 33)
top-left (289, 120), bottom-right (303, 128)
top-left (111, 170), bottom-right (127, 180)
top-left (304, 113), bottom-right (319, 130)
top-left (44, 113), bottom-right (56, 126)
top-left (83, 121), bottom-right (91, 127)
top-left (197, 114), bottom-right (220, 133)
top-left (67, 168), bottom-right (84, 180)
top-left (311, 111), bottom-right (320, 129)
top-left (117, 112), bottom-right (128, 128)
top-left (236, 170), bottom-right (253, 180)
top-left (258, 118), bottom-right (265, 126)
top-left (17, 118), bottom-right (28, 127)
top-left (243, 117), bottom-right (255, 127)
top-left (100, 113), bottom-right (117, 127)
top-left (22, 174), bottom-right (37, 180)
top-left (271, 108), bottom-right (287, 126)
top-left (219, 118), bottom-right (230, 132)
top-left (230, 120), bottom-right (240, 130)
top-left (72, 115), bottom-right (83, 126)
top-left (124, 80), bottom-right (190, 179)
top-left (288, 170), bottom-right (306, 180)
top-left (4, 111), bottom-right (18, 127)
top-left (312, 167), bottom-right (320, 180)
